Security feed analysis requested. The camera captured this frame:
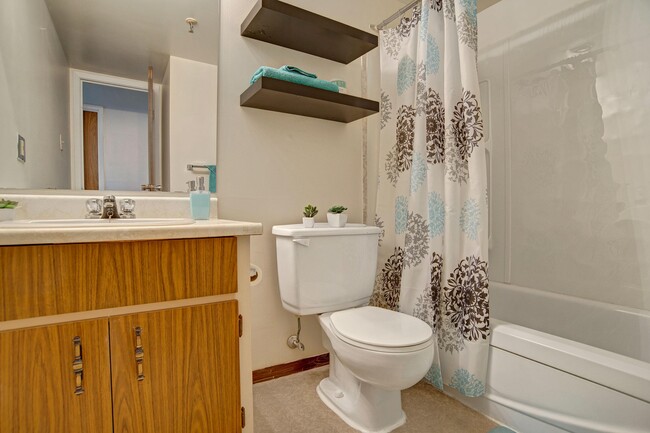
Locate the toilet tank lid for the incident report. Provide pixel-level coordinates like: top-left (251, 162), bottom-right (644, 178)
top-left (330, 306), bottom-right (433, 348)
top-left (272, 223), bottom-right (381, 237)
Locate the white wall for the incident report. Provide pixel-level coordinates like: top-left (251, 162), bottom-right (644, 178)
top-left (102, 109), bottom-right (149, 190)
top-left (164, 57), bottom-right (218, 192)
top-left (217, 0), bottom-right (404, 370)
top-left (0, 0), bottom-right (70, 189)
top-left (479, 0), bottom-right (650, 310)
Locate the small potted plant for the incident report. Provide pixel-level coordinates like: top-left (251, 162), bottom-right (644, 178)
top-left (327, 205), bottom-right (348, 228)
top-left (0, 198), bottom-right (19, 221)
top-left (302, 204), bottom-right (318, 228)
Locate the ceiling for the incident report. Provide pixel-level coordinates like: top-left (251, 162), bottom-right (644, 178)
top-left (44, 0), bottom-right (497, 84)
top-left (44, 0), bottom-right (220, 83)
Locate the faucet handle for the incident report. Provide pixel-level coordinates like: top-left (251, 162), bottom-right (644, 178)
top-left (86, 198), bottom-right (103, 219)
top-left (119, 199), bottom-right (136, 219)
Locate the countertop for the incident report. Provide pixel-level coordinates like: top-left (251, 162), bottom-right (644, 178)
top-left (0, 219), bottom-right (263, 246)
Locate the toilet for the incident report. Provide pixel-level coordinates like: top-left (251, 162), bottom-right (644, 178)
top-left (272, 223), bottom-right (434, 433)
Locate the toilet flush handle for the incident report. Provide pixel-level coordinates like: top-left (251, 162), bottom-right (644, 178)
top-left (292, 238), bottom-right (310, 247)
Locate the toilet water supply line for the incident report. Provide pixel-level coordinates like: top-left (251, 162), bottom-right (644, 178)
top-left (287, 317), bottom-right (305, 351)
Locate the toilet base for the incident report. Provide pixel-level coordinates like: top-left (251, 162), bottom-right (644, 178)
top-left (316, 358), bottom-right (406, 433)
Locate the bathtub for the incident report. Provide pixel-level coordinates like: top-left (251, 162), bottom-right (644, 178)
top-left (449, 282), bottom-right (650, 433)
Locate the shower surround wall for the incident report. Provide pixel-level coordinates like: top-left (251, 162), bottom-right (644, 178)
top-left (473, 0), bottom-right (650, 430)
top-left (481, 0), bottom-right (650, 309)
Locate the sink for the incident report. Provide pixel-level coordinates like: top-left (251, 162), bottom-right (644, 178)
top-left (0, 218), bottom-right (195, 229)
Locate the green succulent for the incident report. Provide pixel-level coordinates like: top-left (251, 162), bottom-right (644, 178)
top-left (0, 199), bottom-right (18, 209)
top-left (303, 204), bottom-right (318, 218)
top-left (327, 205), bottom-right (347, 214)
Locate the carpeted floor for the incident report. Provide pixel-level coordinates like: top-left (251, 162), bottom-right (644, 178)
top-left (253, 366), bottom-right (499, 432)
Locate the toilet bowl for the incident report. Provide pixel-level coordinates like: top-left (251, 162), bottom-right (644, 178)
top-left (272, 224), bottom-right (435, 432)
top-left (317, 307), bottom-right (434, 433)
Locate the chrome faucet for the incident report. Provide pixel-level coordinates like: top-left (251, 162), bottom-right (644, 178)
top-left (86, 196), bottom-right (136, 219)
top-left (101, 195), bottom-right (120, 219)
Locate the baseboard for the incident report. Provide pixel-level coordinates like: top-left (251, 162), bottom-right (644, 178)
top-left (253, 353), bottom-right (330, 384)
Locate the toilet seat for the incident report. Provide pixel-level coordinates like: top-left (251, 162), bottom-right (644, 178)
top-left (329, 306), bottom-right (433, 353)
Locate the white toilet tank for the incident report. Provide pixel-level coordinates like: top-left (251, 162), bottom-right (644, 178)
top-left (272, 223), bottom-right (381, 315)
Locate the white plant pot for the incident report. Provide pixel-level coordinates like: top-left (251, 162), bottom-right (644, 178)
top-left (302, 217), bottom-right (315, 228)
top-left (327, 213), bottom-right (347, 228)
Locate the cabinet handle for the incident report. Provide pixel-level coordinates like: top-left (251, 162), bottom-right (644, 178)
top-left (134, 327), bottom-right (145, 381)
top-left (72, 336), bottom-right (84, 395)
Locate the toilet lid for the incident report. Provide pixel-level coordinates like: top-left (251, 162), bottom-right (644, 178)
top-left (330, 306), bottom-right (433, 348)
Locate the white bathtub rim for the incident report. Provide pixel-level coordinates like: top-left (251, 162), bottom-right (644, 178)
top-left (490, 319), bottom-right (650, 404)
top-left (490, 281), bottom-right (650, 320)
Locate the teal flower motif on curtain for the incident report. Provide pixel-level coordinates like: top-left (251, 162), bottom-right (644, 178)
top-left (461, 0), bottom-right (477, 23)
top-left (419, 3), bottom-right (429, 42)
top-left (425, 364), bottom-right (444, 390)
top-left (428, 192), bottom-right (445, 237)
top-left (426, 35), bottom-right (440, 74)
top-left (458, 0), bottom-right (478, 51)
top-left (410, 153), bottom-right (427, 194)
top-left (460, 198), bottom-right (480, 240)
top-left (450, 368), bottom-right (485, 397)
top-left (397, 55), bottom-right (417, 95)
top-left (395, 196), bottom-right (409, 234)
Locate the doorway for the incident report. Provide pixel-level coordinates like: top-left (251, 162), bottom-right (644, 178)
top-left (70, 69), bottom-right (162, 191)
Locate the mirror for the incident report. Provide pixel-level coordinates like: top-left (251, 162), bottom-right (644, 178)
top-left (0, 0), bottom-right (220, 191)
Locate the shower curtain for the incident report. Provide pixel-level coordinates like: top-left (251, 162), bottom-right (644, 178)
top-left (371, 0), bottom-right (489, 396)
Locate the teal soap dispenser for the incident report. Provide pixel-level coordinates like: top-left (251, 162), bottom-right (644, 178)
top-left (190, 177), bottom-right (211, 220)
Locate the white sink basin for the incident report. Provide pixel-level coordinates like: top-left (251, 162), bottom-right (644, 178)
top-left (0, 218), bottom-right (195, 229)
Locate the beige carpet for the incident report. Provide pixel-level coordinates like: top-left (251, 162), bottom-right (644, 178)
top-left (254, 366), bottom-right (498, 433)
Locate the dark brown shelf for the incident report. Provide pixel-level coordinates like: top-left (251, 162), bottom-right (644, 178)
top-left (241, 0), bottom-right (378, 64)
top-left (240, 77), bottom-right (379, 123)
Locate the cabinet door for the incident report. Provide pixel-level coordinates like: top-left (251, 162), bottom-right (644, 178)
top-left (0, 319), bottom-right (113, 433)
top-left (110, 301), bottom-right (241, 433)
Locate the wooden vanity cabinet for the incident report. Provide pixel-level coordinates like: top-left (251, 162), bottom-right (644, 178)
top-left (0, 237), bottom-right (238, 321)
top-left (0, 237), bottom-right (244, 433)
top-left (110, 301), bottom-right (241, 433)
top-left (0, 319), bottom-right (113, 433)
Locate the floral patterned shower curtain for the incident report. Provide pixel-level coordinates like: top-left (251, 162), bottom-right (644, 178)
top-left (370, 0), bottom-right (489, 397)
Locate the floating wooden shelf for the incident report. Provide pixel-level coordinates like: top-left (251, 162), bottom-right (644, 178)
top-left (240, 77), bottom-right (379, 123)
top-left (241, 0), bottom-right (378, 64)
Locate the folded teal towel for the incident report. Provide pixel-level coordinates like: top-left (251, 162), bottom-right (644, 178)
top-left (279, 65), bottom-right (317, 79)
top-left (250, 66), bottom-right (339, 93)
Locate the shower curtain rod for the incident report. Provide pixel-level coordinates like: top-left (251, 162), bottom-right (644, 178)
top-left (371, 0), bottom-right (420, 31)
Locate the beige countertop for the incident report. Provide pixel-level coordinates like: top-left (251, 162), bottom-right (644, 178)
top-left (0, 219), bottom-right (263, 246)
top-left (0, 191), bottom-right (263, 245)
